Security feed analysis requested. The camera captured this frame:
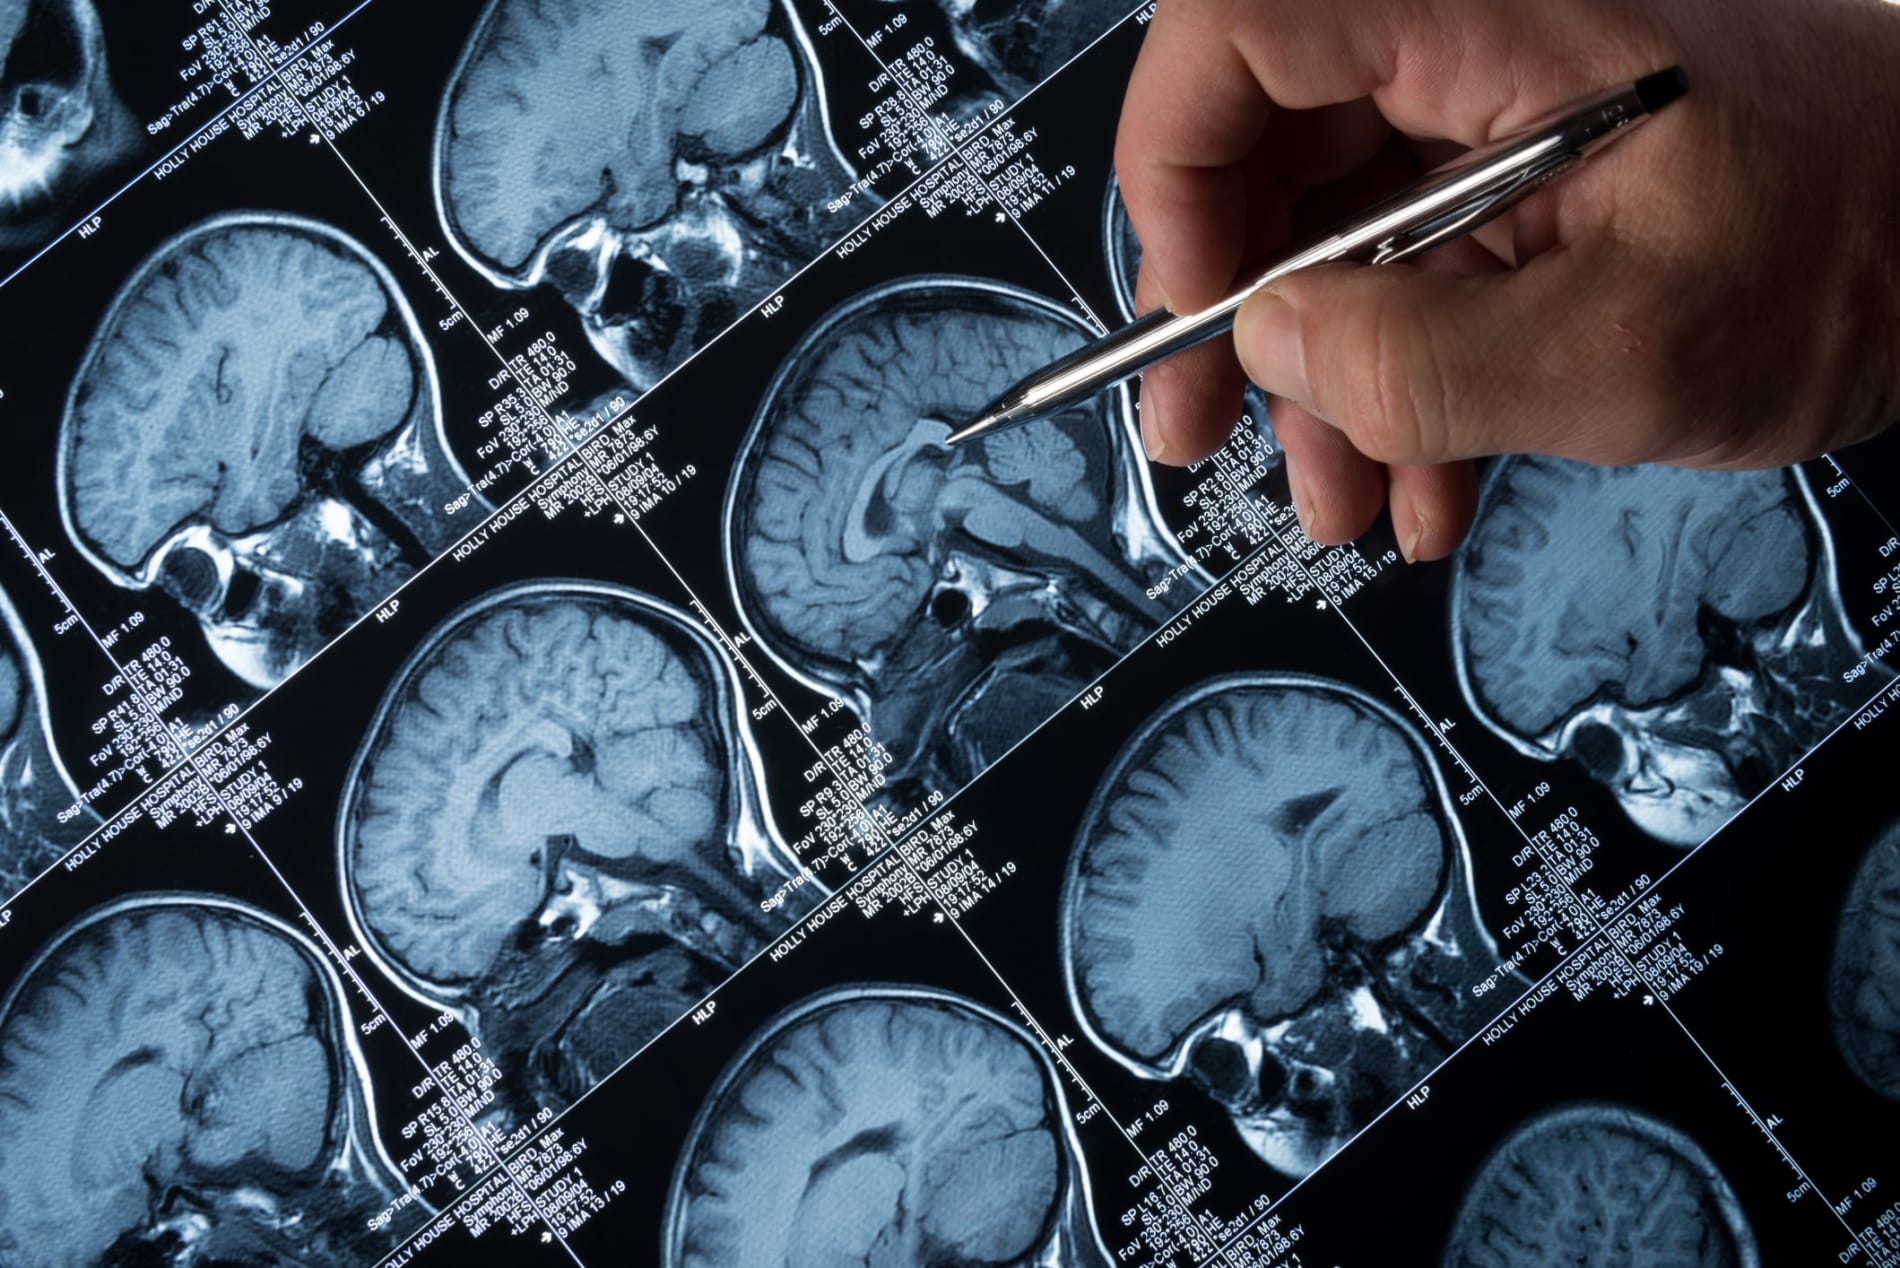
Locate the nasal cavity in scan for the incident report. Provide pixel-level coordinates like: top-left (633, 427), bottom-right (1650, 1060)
top-left (159, 546), bottom-right (219, 612)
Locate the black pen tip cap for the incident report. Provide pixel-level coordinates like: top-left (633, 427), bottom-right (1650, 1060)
top-left (1634, 66), bottom-right (1689, 113)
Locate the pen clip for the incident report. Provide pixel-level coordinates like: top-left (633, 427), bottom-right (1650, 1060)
top-left (1370, 150), bottom-right (1582, 265)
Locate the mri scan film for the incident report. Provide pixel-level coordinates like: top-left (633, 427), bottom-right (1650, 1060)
top-left (0, 2), bottom-right (1893, 1260)
top-left (435, 0), bottom-right (860, 392)
top-left (726, 275), bottom-right (1195, 804)
top-left (1442, 1104), bottom-right (1759, 1267)
top-left (664, 986), bottom-right (1111, 1267)
top-left (1453, 460), bottom-right (1886, 847)
top-left (1062, 674), bottom-right (1503, 1180)
top-left (0, 895), bottom-right (410, 1267)
top-left (59, 212), bottom-right (477, 693)
top-left (339, 579), bottom-right (810, 1121)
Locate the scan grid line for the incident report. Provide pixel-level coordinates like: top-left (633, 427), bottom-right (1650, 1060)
top-left (820, 1), bottom-right (1115, 333)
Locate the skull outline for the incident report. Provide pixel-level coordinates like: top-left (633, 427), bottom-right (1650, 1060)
top-left (662, 982), bottom-right (1115, 1268)
top-left (1449, 460), bottom-right (1889, 847)
top-left (56, 210), bottom-right (483, 694)
top-left (1442, 1102), bottom-right (1761, 1268)
top-left (723, 272), bottom-right (1204, 804)
top-left (431, 0), bottom-right (867, 394)
top-left (0, 891), bottom-right (419, 1266)
top-left (336, 577), bottom-right (817, 1123)
top-left (1059, 672), bottom-right (1509, 1181)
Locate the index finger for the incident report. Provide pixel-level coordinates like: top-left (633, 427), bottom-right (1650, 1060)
top-left (1113, 0), bottom-right (1410, 311)
top-left (1112, 5), bottom-right (1272, 311)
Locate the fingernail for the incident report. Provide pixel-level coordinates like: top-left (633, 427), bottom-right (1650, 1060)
top-left (1140, 397), bottom-right (1169, 462)
top-left (1400, 507), bottom-right (1429, 564)
top-left (1235, 292), bottom-right (1312, 406)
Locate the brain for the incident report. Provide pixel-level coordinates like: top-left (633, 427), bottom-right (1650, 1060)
top-left (731, 280), bottom-right (1116, 669)
top-left (62, 215), bottom-right (423, 573)
top-left (343, 583), bottom-right (730, 988)
top-left (1830, 819), bottom-right (1900, 1100)
top-left (1064, 676), bottom-right (1448, 1064)
top-left (1443, 1105), bottom-right (1755, 1267)
top-left (668, 991), bottom-right (1066, 1268)
top-left (439, 0), bottom-right (800, 274)
top-left (1455, 461), bottom-right (1811, 739)
top-left (0, 899), bottom-right (345, 1268)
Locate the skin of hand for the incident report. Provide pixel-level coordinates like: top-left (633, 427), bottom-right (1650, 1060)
top-left (1115, 0), bottom-right (1900, 562)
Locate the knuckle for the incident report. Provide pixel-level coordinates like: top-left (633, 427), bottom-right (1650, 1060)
top-left (1334, 288), bottom-right (1449, 464)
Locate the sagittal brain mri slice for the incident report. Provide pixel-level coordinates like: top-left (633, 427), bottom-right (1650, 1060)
top-left (1442, 1104), bottom-right (1760, 1267)
top-left (1104, 176), bottom-right (1281, 467)
top-left (1831, 819), bottom-right (1900, 1102)
top-left (0, 0), bottom-right (137, 253)
top-left (1061, 674), bottom-right (1503, 1180)
top-left (0, 895), bottom-right (410, 1267)
top-left (340, 580), bottom-right (811, 1120)
top-left (726, 275), bottom-right (1195, 803)
top-left (436, 0), bottom-right (861, 393)
top-left (59, 212), bottom-right (478, 694)
top-left (1452, 459), bottom-right (1887, 848)
top-left (0, 582), bottom-right (96, 895)
top-left (664, 986), bottom-right (1112, 1268)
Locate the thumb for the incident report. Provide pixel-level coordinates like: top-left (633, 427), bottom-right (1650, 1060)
top-left (1234, 248), bottom-right (1682, 467)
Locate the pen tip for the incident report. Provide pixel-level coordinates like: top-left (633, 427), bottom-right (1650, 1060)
top-left (944, 413), bottom-right (997, 447)
top-left (1634, 66), bottom-right (1688, 113)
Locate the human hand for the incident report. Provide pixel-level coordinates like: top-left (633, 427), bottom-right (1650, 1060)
top-left (1115, 0), bottom-right (1900, 561)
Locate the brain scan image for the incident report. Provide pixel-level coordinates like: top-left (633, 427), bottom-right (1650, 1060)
top-left (1061, 674), bottom-right (1504, 1180)
top-left (1830, 818), bottom-right (1900, 1102)
top-left (726, 275), bottom-right (1196, 804)
top-left (0, 581), bottom-right (96, 896)
top-left (1105, 176), bottom-right (1281, 466)
top-left (0, 0), bottom-right (137, 254)
top-left (435, 0), bottom-right (861, 394)
top-left (664, 986), bottom-right (1112, 1268)
top-left (339, 579), bottom-right (812, 1121)
top-left (1452, 460), bottom-right (1888, 848)
top-left (1442, 1104), bottom-right (1760, 1267)
top-left (0, 894), bottom-right (412, 1266)
top-left (59, 212), bottom-right (479, 694)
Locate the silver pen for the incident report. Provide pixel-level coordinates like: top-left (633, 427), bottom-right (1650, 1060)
top-left (946, 66), bottom-right (1689, 447)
